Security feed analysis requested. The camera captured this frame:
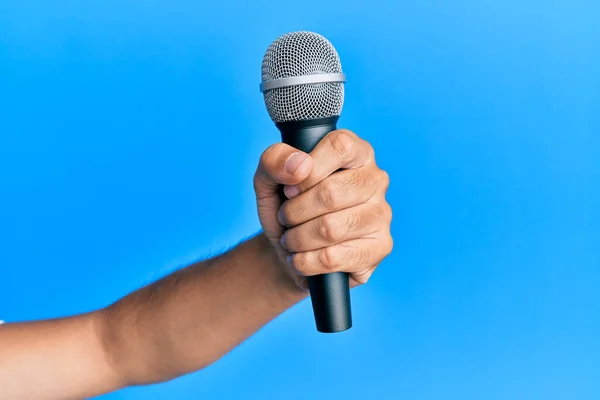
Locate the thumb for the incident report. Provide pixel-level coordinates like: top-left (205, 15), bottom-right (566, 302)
top-left (254, 143), bottom-right (313, 200)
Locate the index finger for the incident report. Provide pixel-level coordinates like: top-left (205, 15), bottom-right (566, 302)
top-left (293, 130), bottom-right (375, 194)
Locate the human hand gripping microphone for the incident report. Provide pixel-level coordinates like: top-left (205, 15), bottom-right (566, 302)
top-left (259, 31), bottom-right (351, 333)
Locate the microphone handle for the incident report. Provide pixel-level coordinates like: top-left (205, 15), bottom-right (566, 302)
top-left (276, 116), bottom-right (352, 333)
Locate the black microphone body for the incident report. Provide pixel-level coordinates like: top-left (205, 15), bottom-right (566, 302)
top-left (276, 116), bottom-right (352, 333)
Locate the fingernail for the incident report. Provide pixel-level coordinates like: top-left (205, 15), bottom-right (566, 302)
top-left (284, 152), bottom-right (309, 175)
top-left (283, 185), bottom-right (300, 198)
top-left (277, 208), bottom-right (286, 225)
top-left (280, 233), bottom-right (288, 249)
top-left (286, 254), bottom-right (303, 276)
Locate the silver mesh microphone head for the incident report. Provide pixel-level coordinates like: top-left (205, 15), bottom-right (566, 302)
top-left (260, 31), bottom-right (345, 123)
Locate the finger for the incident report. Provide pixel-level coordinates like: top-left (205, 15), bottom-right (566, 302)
top-left (287, 232), bottom-right (393, 278)
top-left (254, 143), bottom-right (314, 200)
top-left (278, 168), bottom-right (390, 227)
top-left (284, 130), bottom-right (375, 195)
top-left (350, 265), bottom-right (378, 286)
top-left (281, 202), bottom-right (392, 252)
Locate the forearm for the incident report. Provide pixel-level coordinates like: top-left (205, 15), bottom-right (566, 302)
top-left (0, 234), bottom-right (305, 399)
top-left (99, 233), bottom-right (307, 386)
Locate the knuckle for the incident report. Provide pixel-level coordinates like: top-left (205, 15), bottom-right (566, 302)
top-left (328, 130), bottom-right (356, 160)
top-left (384, 234), bottom-right (394, 255)
top-left (378, 169), bottom-right (390, 190)
top-left (380, 203), bottom-right (393, 223)
top-left (361, 139), bottom-right (375, 162)
top-left (318, 215), bottom-right (341, 243)
top-left (353, 269), bottom-right (374, 285)
top-left (260, 144), bottom-right (281, 167)
top-left (318, 246), bottom-right (339, 270)
top-left (317, 180), bottom-right (341, 210)
top-left (252, 172), bottom-right (262, 192)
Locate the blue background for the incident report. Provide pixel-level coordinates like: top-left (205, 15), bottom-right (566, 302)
top-left (1, 1), bottom-right (599, 399)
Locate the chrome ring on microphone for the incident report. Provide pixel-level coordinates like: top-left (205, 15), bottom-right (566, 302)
top-left (259, 73), bottom-right (346, 93)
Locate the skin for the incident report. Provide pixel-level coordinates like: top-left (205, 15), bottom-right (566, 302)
top-left (0, 129), bottom-right (393, 400)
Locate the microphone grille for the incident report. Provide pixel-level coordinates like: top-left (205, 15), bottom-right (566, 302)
top-left (261, 31), bottom-right (344, 123)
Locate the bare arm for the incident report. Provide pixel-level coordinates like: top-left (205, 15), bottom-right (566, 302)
top-left (0, 130), bottom-right (392, 399)
top-left (99, 233), bottom-right (306, 386)
top-left (0, 234), bottom-right (306, 400)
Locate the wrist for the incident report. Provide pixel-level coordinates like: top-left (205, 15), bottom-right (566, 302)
top-left (251, 232), bottom-right (308, 301)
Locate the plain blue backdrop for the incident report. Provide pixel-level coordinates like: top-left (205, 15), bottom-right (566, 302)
top-left (1, 1), bottom-right (599, 399)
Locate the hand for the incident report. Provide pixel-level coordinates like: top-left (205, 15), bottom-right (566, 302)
top-left (254, 129), bottom-right (393, 290)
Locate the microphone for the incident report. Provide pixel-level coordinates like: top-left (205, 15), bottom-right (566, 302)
top-left (259, 31), bottom-right (352, 333)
